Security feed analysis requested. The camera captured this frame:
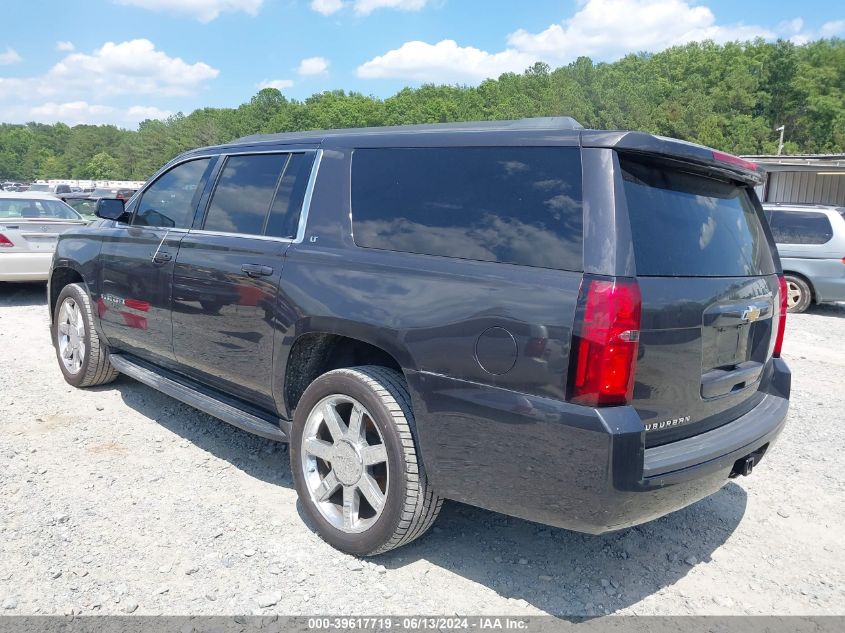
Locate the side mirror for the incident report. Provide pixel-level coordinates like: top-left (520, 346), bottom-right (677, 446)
top-left (95, 198), bottom-right (128, 222)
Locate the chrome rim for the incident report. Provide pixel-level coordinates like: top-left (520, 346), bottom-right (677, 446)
top-left (57, 297), bottom-right (85, 374)
top-left (786, 281), bottom-right (802, 309)
top-left (301, 395), bottom-right (389, 534)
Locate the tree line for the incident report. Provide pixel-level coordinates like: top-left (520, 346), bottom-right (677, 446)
top-left (1, 38), bottom-right (843, 182)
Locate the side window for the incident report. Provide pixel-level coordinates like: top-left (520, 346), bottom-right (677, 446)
top-left (351, 147), bottom-right (583, 271)
top-left (265, 153), bottom-right (315, 239)
top-left (134, 158), bottom-right (211, 229)
top-left (203, 154), bottom-right (288, 235)
top-left (769, 210), bottom-right (833, 245)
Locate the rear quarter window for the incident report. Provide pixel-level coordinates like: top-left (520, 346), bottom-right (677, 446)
top-left (769, 210), bottom-right (834, 245)
top-left (351, 147), bottom-right (583, 271)
top-left (620, 156), bottom-right (775, 277)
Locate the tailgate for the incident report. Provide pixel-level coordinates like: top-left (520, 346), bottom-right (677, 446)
top-left (617, 153), bottom-right (780, 447)
top-left (0, 220), bottom-right (85, 252)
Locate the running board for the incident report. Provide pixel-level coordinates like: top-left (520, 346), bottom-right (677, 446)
top-left (109, 354), bottom-right (288, 442)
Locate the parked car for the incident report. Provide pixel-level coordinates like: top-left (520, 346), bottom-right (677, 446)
top-left (762, 203), bottom-right (845, 312)
top-left (0, 192), bottom-right (87, 282)
top-left (26, 182), bottom-right (72, 195)
top-left (47, 118), bottom-right (791, 556)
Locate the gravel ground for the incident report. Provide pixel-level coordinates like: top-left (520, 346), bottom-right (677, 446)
top-left (1, 282), bottom-right (843, 617)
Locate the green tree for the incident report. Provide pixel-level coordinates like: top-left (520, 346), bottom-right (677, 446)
top-left (84, 152), bottom-right (121, 180)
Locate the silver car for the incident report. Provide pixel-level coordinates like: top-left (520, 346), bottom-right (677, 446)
top-left (0, 192), bottom-right (88, 282)
top-left (763, 203), bottom-right (845, 313)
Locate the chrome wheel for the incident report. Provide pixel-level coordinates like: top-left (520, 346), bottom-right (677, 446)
top-left (300, 395), bottom-right (389, 534)
top-left (786, 281), bottom-right (802, 310)
top-left (57, 297), bottom-right (85, 374)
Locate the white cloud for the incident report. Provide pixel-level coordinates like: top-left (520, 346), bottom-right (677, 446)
top-left (0, 47), bottom-right (22, 65)
top-left (506, 0), bottom-right (773, 64)
top-left (0, 101), bottom-right (171, 127)
top-left (56, 41), bottom-right (75, 52)
top-left (257, 78), bottom-right (294, 90)
top-left (115, 0), bottom-right (263, 22)
top-left (0, 39), bottom-right (219, 101)
top-left (357, 40), bottom-right (531, 82)
top-left (297, 56), bottom-right (330, 76)
top-left (820, 20), bottom-right (845, 38)
top-left (310, 0), bottom-right (344, 15)
top-left (353, 0), bottom-right (429, 15)
top-left (779, 16), bottom-right (844, 44)
top-left (310, 0), bottom-right (430, 15)
top-left (357, 0), bottom-right (791, 83)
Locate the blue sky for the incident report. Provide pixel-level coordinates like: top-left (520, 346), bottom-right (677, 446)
top-left (1, 0), bottom-right (842, 128)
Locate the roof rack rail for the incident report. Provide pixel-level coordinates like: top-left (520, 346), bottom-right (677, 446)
top-left (233, 116), bottom-right (583, 144)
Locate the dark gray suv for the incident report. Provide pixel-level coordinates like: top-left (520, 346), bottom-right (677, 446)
top-left (48, 118), bottom-right (791, 555)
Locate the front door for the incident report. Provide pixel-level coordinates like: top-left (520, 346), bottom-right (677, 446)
top-left (98, 157), bottom-right (214, 366)
top-left (171, 151), bottom-right (316, 411)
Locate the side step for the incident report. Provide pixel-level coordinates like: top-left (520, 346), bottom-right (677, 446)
top-left (109, 354), bottom-right (289, 442)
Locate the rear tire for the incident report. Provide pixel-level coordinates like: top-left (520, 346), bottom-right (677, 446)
top-left (290, 366), bottom-right (442, 556)
top-left (784, 274), bottom-right (812, 314)
top-left (52, 283), bottom-right (120, 387)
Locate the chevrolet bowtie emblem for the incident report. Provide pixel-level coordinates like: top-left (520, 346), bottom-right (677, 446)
top-left (741, 306), bottom-right (762, 323)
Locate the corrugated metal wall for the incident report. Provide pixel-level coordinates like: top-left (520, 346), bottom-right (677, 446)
top-left (764, 171), bottom-right (845, 205)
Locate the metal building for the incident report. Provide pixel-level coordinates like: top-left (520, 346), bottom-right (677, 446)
top-left (742, 154), bottom-right (845, 206)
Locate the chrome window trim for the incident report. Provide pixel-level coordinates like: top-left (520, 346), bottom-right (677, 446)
top-left (188, 228), bottom-right (295, 243)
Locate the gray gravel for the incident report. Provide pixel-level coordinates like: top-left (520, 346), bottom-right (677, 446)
top-left (1, 283), bottom-right (844, 616)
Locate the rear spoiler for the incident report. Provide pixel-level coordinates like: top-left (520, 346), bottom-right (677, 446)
top-left (581, 130), bottom-right (765, 186)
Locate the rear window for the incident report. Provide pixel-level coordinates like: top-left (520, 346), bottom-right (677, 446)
top-left (620, 156), bottom-right (775, 277)
top-left (0, 198), bottom-right (81, 220)
top-left (768, 210), bottom-right (833, 245)
top-left (352, 147), bottom-right (583, 271)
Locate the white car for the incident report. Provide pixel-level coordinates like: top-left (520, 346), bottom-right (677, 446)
top-left (0, 191), bottom-right (88, 282)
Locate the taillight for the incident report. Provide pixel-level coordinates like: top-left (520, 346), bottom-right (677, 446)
top-left (712, 150), bottom-right (757, 172)
top-left (569, 276), bottom-right (642, 407)
top-left (773, 274), bottom-right (788, 358)
top-left (0, 233), bottom-right (13, 247)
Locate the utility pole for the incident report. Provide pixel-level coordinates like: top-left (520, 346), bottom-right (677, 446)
top-left (776, 125), bottom-right (785, 155)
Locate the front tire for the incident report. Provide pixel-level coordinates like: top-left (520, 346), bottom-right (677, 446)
top-left (53, 283), bottom-right (120, 387)
top-left (290, 366), bottom-right (442, 556)
top-left (784, 274), bottom-right (812, 313)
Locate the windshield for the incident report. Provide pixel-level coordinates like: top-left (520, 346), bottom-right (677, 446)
top-left (0, 198), bottom-right (83, 220)
top-left (620, 155), bottom-right (775, 277)
top-left (28, 183), bottom-right (50, 192)
top-left (92, 188), bottom-right (119, 197)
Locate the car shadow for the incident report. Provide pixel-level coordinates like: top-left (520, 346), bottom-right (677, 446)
top-left (807, 302), bottom-right (845, 318)
top-left (373, 485), bottom-right (746, 616)
top-left (0, 282), bottom-right (47, 307)
top-left (102, 375), bottom-right (746, 617)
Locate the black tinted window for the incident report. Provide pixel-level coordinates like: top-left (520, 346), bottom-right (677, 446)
top-left (265, 153), bottom-right (315, 239)
top-left (621, 156), bottom-right (775, 277)
top-left (769, 210), bottom-right (833, 245)
top-left (204, 154), bottom-right (288, 235)
top-left (351, 147), bottom-right (583, 270)
top-left (135, 158), bottom-right (210, 228)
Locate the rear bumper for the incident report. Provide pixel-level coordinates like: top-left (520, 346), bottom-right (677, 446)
top-left (0, 253), bottom-right (52, 281)
top-left (410, 357), bottom-right (790, 534)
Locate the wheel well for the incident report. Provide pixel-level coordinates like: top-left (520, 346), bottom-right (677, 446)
top-left (782, 270), bottom-right (816, 303)
top-left (49, 268), bottom-right (85, 321)
top-left (284, 333), bottom-right (403, 414)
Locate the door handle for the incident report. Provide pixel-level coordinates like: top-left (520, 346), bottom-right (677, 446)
top-left (241, 263), bottom-right (273, 278)
top-left (152, 251), bottom-right (172, 264)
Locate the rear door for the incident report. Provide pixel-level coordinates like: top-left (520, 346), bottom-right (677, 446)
top-left (171, 151), bottom-right (315, 411)
top-left (617, 153), bottom-right (780, 447)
